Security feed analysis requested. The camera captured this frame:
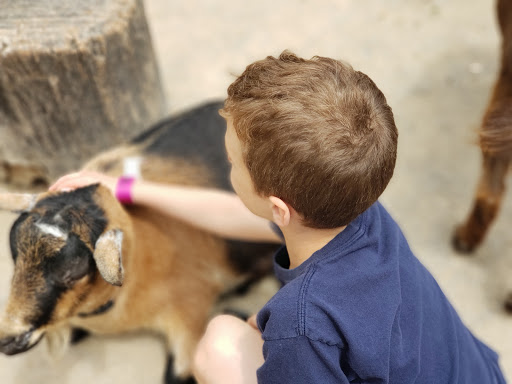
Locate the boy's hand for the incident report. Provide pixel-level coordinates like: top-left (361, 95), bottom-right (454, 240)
top-left (49, 171), bottom-right (117, 194)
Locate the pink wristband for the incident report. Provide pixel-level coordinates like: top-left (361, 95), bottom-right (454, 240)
top-left (115, 177), bottom-right (135, 204)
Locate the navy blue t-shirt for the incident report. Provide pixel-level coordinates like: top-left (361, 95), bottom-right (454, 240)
top-left (257, 202), bottom-right (506, 383)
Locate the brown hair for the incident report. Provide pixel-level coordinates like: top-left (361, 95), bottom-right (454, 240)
top-left (222, 51), bottom-right (398, 228)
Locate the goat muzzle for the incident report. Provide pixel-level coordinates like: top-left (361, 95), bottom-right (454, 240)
top-left (0, 329), bottom-right (43, 355)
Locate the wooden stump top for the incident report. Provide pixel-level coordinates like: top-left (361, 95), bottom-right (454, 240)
top-left (0, 0), bottom-right (166, 187)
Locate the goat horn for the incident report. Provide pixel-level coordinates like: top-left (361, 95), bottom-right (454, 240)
top-left (0, 192), bottom-right (38, 212)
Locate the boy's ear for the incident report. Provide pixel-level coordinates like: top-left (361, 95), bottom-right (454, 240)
top-left (269, 196), bottom-right (291, 227)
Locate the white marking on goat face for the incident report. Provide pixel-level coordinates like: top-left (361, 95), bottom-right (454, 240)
top-left (35, 223), bottom-right (68, 240)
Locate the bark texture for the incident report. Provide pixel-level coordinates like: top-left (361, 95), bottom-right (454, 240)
top-left (0, 0), bottom-right (166, 187)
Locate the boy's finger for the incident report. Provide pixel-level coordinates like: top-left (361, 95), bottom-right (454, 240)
top-left (49, 178), bottom-right (70, 191)
top-left (48, 172), bottom-right (82, 191)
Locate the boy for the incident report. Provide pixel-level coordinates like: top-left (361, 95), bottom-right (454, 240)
top-left (51, 51), bottom-right (506, 383)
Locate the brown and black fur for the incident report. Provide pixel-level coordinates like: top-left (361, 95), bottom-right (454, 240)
top-left (0, 101), bottom-right (279, 383)
top-left (453, 0), bottom-right (512, 312)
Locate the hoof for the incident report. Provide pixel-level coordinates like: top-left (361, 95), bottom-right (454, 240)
top-left (165, 355), bottom-right (196, 384)
top-left (504, 293), bottom-right (512, 314)
top-left (165, 372), bottom-right (196, 384)
top-left (452, 226), bottom-right (477, 254)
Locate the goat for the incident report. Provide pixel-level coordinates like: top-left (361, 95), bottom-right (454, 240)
top-left (0, 101), bottom-right (279, 383)
top-left (453, 0), bottom-right (512, 312)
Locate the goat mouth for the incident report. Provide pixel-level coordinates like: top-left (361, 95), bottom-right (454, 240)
top-left (0, 331), bottom-right (44, 356)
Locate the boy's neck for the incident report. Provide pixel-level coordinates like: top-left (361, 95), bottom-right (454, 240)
top-left (280, 224), bottom-right (346, 269)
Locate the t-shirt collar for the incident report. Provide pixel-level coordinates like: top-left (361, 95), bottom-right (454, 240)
top-left (273, 209), bottom-right (367, 285)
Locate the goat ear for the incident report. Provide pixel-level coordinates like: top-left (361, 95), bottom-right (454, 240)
top-left (0, 192), bottom-right (38, 212)
top-left (93, 228), bottom-right (124, 286)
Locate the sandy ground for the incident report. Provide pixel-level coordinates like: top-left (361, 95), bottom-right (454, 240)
top-left (0, 0), bottom-right (511, 382)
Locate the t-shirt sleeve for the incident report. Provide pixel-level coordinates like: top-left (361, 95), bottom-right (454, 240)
top-left (257, 335), bottom-right (350, 384)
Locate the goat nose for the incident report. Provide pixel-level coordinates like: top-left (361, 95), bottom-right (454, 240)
top-left (0, 336), bottom-right (15, 348)
top-left (0, 330), bottom-right (34, 356)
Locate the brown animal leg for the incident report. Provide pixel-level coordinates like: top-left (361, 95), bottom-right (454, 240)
top-left (453, 155), bottom-right (509, 253)
top-left (165, 356), bottom-right (196, 384)
top-left (161, 312), bottom-right (205, 384)
top-left (505, 293), bottom-right (512, 313)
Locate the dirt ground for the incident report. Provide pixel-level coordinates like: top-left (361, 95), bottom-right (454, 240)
top-left (0, 0), bottom-right (511, 382)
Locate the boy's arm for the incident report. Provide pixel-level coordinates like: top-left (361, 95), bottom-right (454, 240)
top-left (131, 181), bottom-right (282, 242)
top-left (49, 171), bottom-right (282, 243)
top-left (258, 337), bottom-right (351, 384)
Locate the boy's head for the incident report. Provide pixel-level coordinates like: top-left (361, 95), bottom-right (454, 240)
top-left (222, 51), bottom-right (398, 229)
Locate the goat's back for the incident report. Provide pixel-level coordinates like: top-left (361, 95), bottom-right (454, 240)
top-left (83, 101), bottom-right (278, 312)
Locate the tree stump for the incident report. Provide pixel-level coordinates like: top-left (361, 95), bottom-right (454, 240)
top-left (0, 0), bottom-right (166, 187)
